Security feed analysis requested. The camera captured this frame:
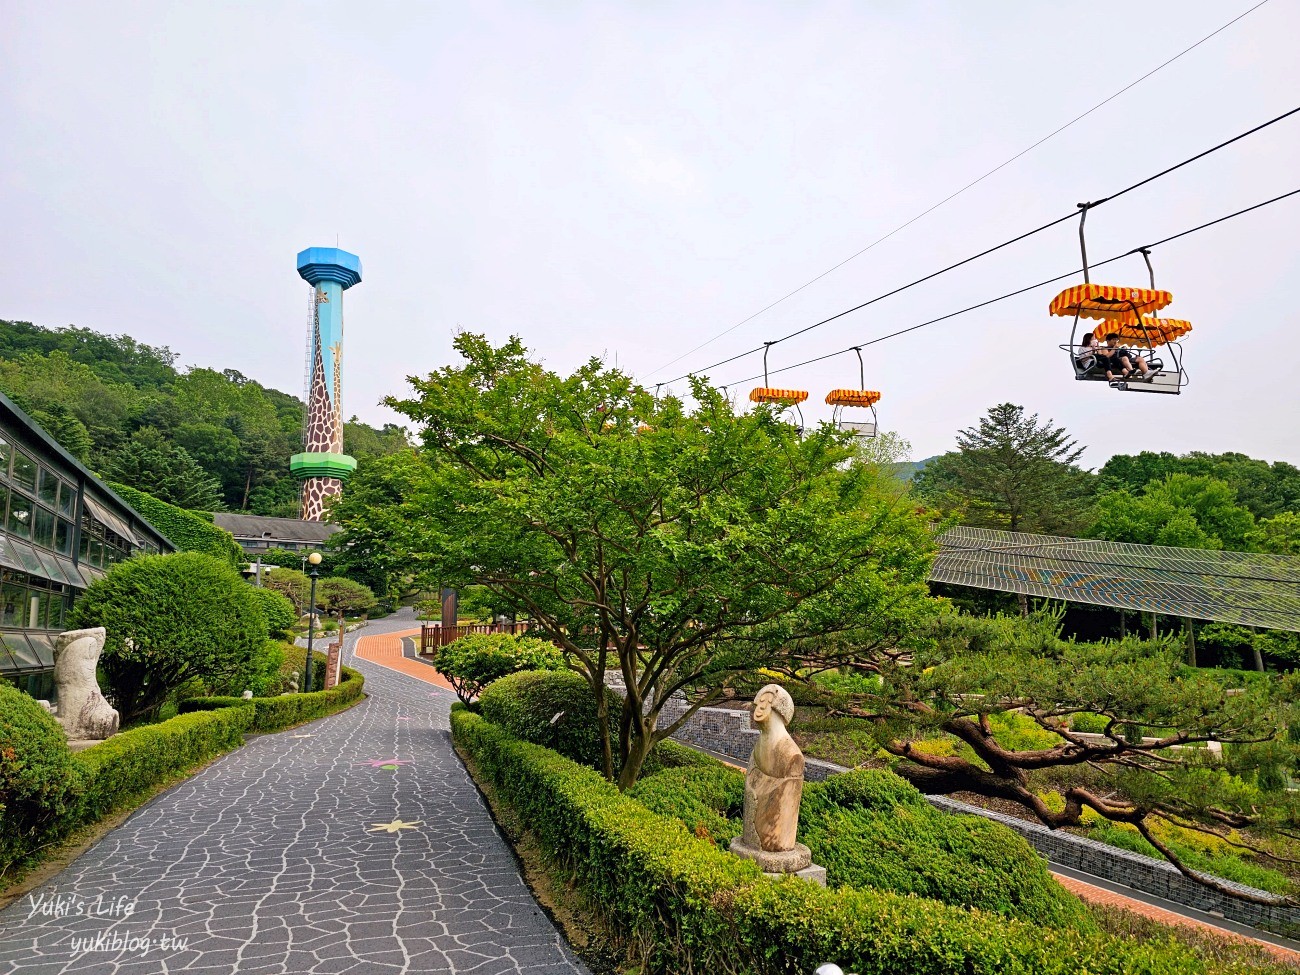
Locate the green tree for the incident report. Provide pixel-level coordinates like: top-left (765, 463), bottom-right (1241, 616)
top-left (97, 427), bottom-right (226, 511)
top-left (264, 567), bottom-right (311, 614)
top-left (1090, 474), bottom-right (1256, 551)
top-left (1100, 450), bottom-right (1300, 520)
top-left (1249, 511), bottom-right (1300, 556)
top-left (29, 404), bottom-right (93, 462)
top-left (69, 553), bottom-right (269, 722)
top-left (437, 632), bottom-right (564, 704)
top-left (819, 609), bottom-right (1300, 905)
top-left (315, 577), bottom-right (376, 618)
top-left (913, 403), bottom-right (1094, 535)
top-left (334, 334), bottom-right (936, 788)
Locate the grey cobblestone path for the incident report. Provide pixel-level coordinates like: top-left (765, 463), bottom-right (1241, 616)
top-left (0, 609), bottom-right (590, 975)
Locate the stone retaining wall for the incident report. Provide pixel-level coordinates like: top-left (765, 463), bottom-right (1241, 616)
top-left (661, 700), bottom-right (1300, 935)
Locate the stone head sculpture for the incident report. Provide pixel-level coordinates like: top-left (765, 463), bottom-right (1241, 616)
top-left (751, 683), bottom-right (794, 731)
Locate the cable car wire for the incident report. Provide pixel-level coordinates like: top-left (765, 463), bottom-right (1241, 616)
top-left (715, 186), bottom-right (1300, 388)
top-left (658, 104), bottom-right (1300, 386)
top-left (643, 0), bottom-right (1275, 381)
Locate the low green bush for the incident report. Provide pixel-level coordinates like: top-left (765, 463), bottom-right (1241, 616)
top-left (453, 707), bottom-right (1257, 975)
top-left (179, 663), bottom-right (364, 732)
top-left (627, 765), bottom-right (744, 844)
top-left (801, 770), bottom-right (1095, 929)
top-left (75, 707), bottom-right (252, 821)
top-left (437, 632), bottom-right (564, 704)
top-left (0, 685), bottom-right (83, 875)
top-left (478, 670), bottom-right (615, 769)
top-left (250, 588), bottom-right (297, 637)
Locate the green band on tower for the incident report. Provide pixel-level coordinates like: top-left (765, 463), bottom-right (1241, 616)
top-left (290, 452), bottom-right (358, 481)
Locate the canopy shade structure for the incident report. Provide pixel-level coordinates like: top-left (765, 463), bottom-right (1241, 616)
top-left (825, 389), bottom-right (882, 407)
top-left (1049, 284), bottom-right (1173, 324)
top-left (749, 387), bottom-right (809, 404)
top-left (1101, 317), bottom-right (1193, 348)
top-left (930, 526), bottom-right (1300, 633)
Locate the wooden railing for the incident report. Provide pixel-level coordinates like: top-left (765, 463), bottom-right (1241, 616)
top-left (419, 621), bottom-right (531, 654)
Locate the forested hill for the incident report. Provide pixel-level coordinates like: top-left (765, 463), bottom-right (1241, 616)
top-left (0, 320), bottom-right (408, 516)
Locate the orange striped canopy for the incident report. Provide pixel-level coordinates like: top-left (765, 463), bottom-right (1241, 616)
top-left (1097, 317), bottom-right (1193, 349)
top-left (1049, 284), bottom-right (1173, 324)
top-left (825, 389), bottom-right (882, 407)
top-left (750, 387), bottom-right (809, 405)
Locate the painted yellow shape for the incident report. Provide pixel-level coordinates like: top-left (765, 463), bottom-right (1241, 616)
top-left (368, 819), bottom-right (422, 834)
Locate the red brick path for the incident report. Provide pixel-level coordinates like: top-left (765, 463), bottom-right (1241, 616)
top-left (1052, 872), bottom-right (1300, 965)
top-left (353, 627), bottom-right (456, 692)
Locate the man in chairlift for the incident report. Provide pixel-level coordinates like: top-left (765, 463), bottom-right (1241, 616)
top-left (1102, 332), bottom-right (1157, 384)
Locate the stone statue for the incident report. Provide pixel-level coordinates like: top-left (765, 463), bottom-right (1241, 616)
top-left (729, 684), bottom-right (825, 884)
top-left (52, 627), bottom-right (119, 741)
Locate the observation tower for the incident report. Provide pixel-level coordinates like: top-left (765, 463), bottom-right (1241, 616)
top-left (291, 246), bottom-right (361, 521)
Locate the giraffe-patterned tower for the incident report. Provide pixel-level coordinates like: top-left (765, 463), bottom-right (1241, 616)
top-left (290, 247), bottom-right (361, 521)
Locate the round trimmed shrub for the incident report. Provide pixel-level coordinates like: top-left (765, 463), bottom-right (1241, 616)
top-left (249, 588), bottom-right (297, 637)
top-left (478, 670), bottom-right (615, 769)
top-left (438, 633), bottom-right (564, 704)
top-left (0, 684), bottom-right (82, 873)
top-left (70, 552), bottom-right (269, 723)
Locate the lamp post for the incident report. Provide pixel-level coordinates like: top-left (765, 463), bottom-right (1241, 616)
top-left (303, 551), bottom-right (322, 693)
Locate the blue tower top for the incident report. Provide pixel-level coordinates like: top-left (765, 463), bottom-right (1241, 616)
top-left (296, 247), bottom-right (362, 289)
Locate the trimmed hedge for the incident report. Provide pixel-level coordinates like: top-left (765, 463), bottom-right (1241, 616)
top-left (75, 707), bottom-right (252, 821)
top-left (106, 481), bottom-right (243, 566)
top-left (179, 662), bottom-right (364, 732)
top-left (801, 771), bottom-right (1095, 929)
top-left (628, 758), bottom-right (1092, 929)
top-left (478, 670), bottom-right (616, 769)
top-left (1, 703), bottom-right (252, 876)
top-left (452, 706), bottom-right (1261, 975)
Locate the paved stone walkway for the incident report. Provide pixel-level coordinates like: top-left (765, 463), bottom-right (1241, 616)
top-left (0, 609), bottom-right (590, 975)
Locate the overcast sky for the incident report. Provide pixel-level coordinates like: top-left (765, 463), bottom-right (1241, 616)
top-left (3, 1), bottom-right (1298, 467)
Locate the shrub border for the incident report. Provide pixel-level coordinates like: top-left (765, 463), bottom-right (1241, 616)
top-left (178, 662), bottom-right (365, 732)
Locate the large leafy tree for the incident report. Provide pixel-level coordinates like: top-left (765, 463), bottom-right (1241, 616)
top-left (333, 334), bottom-right (937, 787)
top-left (1090, 474), bottom-right (1256, 551)
top-left (913, 403), bottom-right (1093, 535)
top-left (808, 610), bottom-right (1300, 905)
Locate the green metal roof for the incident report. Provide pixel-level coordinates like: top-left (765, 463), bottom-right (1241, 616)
top-left (931, 526), bottom-right (1300, 632)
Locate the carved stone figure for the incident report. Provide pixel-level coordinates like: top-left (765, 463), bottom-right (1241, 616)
top-left (729, 684), bottom-right (826, 884)
top-left (52, 627), bottom-right (119, 740)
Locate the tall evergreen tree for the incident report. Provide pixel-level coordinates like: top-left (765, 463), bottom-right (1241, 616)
top-left (914, 403), bottom-right (1093, 534)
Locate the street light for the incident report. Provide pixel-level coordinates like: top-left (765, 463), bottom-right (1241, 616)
top-left (302, 551), bottom-right (322, 693)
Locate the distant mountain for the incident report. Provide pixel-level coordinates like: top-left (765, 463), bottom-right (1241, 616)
top-left (893, 455), bottom-right (941, 482)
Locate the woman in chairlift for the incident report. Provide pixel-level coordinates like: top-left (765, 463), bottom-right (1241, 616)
top-left (1103, 331), bottom-right (1155, 383)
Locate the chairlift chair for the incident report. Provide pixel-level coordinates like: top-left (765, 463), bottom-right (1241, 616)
top-left (1050, 206), bottom-right (1189, 395)
top-left (824, 347), bottom-right (882, 438)
top-left (749, 342), bottom-right (809, 431)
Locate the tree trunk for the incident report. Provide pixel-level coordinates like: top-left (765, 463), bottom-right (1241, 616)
top-left (1016, 592), bottom-right (1029, 618)
top-left (242, 467), bottom-right (253, 510)
top-left (1250, 627), bottom-right (1266, 673)
top-left (1184, 617), bottom-right (1197, 667)
top-left (617, 725), bottom-right (654, 791)
top-left (1119, 612), bottom-right (1127, 638)
top-left (1149, 613), bottom-right (1158, 640)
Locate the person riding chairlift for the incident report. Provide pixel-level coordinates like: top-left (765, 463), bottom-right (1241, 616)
top-left (1075, 331), bottom-right (1101, 372)
top-left (1102, 331), bottom-right (1156, 383)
